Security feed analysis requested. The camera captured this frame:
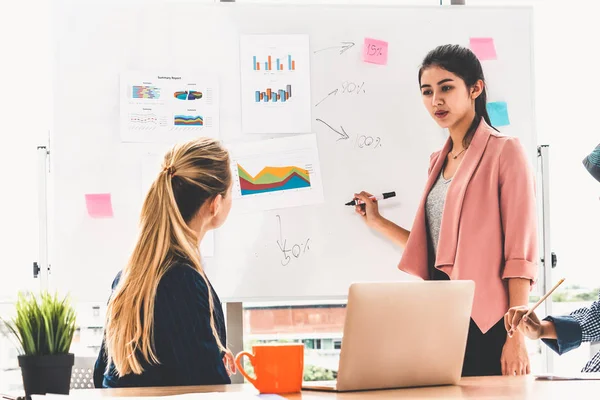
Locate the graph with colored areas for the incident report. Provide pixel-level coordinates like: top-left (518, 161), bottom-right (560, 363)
top-left (255, 85), bottom-right (292, 103)
top-left (174, 115), bottom-right (203, 126)
top-left (228, 134), bottom-right (323, 212)
top-left (238, 165), bottom-right (310, 196)
top-left (174, 90), bottom-right (203, 100)
top-left (253, 55), bottom-right (296, 71)
top-left (132, 85), bottom-right (161, 99)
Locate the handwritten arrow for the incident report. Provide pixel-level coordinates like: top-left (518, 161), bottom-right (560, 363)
top-left (313, 41), bottom-right (356, 55)
top-left (316, 118), bottom-right (350, 141)
top-left (315, 89), bottom-right (338, 107)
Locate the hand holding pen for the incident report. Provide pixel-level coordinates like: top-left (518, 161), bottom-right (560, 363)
top-left (504, 278), bottom-right (565, 339)
top-left (345, 191), bottom-right (396, 206)
top-left (350, 191), bottom-right (395, 228)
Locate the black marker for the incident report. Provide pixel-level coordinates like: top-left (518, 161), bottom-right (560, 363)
top-left (345, 191), bottom-right (396, 206)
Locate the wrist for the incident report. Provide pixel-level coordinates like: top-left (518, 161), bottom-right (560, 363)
top-left (540, 321), bottom-right (557, 339)
top-left (506, 330), bottom-right (525, 342)
top-left (371, 215), bottom-right (386, 229)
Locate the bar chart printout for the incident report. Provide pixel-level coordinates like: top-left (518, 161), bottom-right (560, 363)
top-left (240, 35), bottom-right (311, 134)
top-left (253, 54), bottom-right (296, 71)
top-left (255, 85), bottom-right (292, 103)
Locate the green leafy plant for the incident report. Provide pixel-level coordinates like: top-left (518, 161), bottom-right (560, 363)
top-left (2, 292), bottom-right (76, 356)
top-left (303, 365), bottom-right (337, 381)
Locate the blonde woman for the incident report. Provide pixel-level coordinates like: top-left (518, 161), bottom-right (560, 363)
top-left (93, 138), bottom-right (236, 388)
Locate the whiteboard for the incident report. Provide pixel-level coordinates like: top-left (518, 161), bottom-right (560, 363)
top-left (50, 1), bottom-right (536, 302)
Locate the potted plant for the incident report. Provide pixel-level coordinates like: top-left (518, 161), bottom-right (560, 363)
top-left (2, 292), bottom-right (76, 396)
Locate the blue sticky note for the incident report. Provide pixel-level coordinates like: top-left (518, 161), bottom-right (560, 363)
top-left (487, 101), bottom-right (510, 127)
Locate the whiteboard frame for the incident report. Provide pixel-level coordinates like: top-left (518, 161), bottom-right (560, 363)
top-left (41, 0), bottom-right (554, 376)
top-left (47, 1), bottom-right (539, 302)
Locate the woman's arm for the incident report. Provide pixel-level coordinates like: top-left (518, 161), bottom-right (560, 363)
top-left (567, 298), bottom-right (600, 343)
top-left (372, 216), bottom-right (411, 248)
top-left (352, 152), bottom-right (441, 249)
top-left (498, 138), bottom-right (538, 283)
top-left (497, 138), bottom-right (539, 376)
top-left (353, 191), bottom-right (410, 248)
top-left (502, 278), bottom-right (531, 375)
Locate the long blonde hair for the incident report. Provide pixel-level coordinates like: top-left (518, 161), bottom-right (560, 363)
top-left (105, 137), bottom-right (232, 376)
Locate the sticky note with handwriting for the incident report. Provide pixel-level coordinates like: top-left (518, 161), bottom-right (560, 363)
top-left (363, 38), bottom-right (388, 65)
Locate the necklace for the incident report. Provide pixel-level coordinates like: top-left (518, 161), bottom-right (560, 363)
top-left (450, 147), bottom-right (467, 159)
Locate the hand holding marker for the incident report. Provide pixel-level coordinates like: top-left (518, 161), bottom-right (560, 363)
top-left (345, 191), bottom-right (396, 206)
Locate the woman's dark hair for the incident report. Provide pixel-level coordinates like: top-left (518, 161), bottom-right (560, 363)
top-left (418, 44), bottom-right (497, 148)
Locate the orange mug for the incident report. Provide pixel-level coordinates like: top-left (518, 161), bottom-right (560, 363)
top-left (235, 343), bottom-right (304, 394)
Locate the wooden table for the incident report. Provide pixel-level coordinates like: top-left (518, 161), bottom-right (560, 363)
top-left (76, 376), bottom-right (598, 399)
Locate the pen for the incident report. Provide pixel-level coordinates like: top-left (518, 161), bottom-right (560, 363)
top-left (345, 191), bottom-right (396, 206)
top-left (508, 277), bottom-right (565, 336)
top-left (1, 394), bottom-right (28, 400)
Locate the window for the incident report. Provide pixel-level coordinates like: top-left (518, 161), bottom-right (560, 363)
top-left (243, 302), bottom-right (345, 381)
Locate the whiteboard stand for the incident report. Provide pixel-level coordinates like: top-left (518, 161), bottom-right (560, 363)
top-left (225, 302), bottom-right (244, 383)
top-left (538, 144), bottom-right (554, 373)
top-left (37, 145), bottom-right (50, 293)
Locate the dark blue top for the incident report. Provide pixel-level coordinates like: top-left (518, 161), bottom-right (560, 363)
top-left (542, 315), bottom-right (583, 356)
top-left (93, 261), bottom-right (231, 388)
top-left (541, 296), bottom-right (600, 372)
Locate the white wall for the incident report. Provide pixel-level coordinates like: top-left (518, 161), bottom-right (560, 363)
top-left (0, 0), bottom-right (52, 299)
top-left (468, 0), bottom-right (600, 286)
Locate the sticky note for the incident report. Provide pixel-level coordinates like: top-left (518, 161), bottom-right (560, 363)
top-left (85, 193), bottom-right (114, 218)
top-left (363, 38), bottom-right (388, 65)
top-left (469, 38), bottom-right (497, 61)
top-left (487, 101), bottom-right (510, 127)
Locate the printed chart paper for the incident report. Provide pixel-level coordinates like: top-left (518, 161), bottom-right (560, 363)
top-left (240, 35), bottom-right (311, 134)
top-left (120, 72), bottom-right (219, 143)
top-left (227, 134), bottom-right (324, 213)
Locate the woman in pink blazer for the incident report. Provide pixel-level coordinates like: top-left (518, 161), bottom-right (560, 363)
top-left (354, 44), bottom-right (537, 377)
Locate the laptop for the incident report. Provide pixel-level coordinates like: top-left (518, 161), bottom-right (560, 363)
top-left (302, 280), bottom-right (474, 392)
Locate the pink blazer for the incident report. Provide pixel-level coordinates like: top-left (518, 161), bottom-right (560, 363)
top-left (398, 119), bottom-right (538, 333)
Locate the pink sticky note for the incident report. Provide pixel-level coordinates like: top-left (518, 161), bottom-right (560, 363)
top-left (470, 38), bottom-right (497, 61)
top-left (85, 193), bottom-right (114, 218)
top-left (363, 38), bottom-right (388, 65)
